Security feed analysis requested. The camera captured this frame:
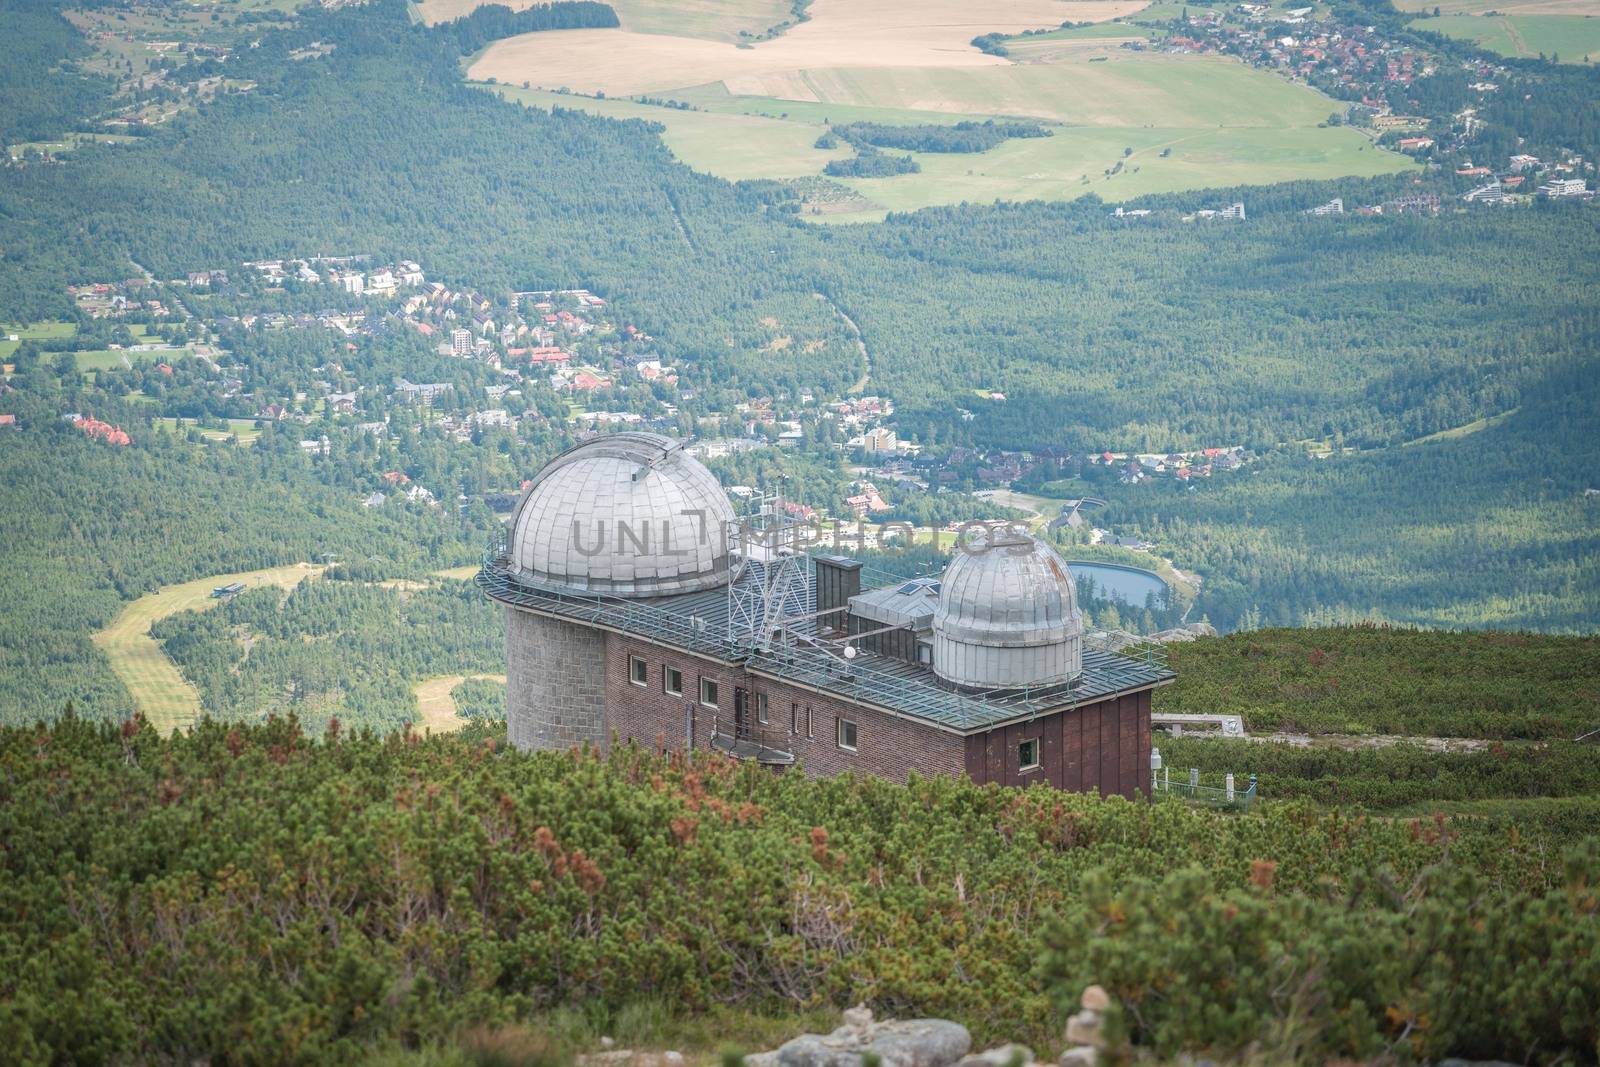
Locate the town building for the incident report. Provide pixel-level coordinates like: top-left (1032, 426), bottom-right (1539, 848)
top-left (478, 434), bottom-right (1171, 798)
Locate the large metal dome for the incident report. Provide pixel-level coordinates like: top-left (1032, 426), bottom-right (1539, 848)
top-left (932, 530), bottom-right (1083, 691)
top-left (507, 432), bottom-right (737, 598)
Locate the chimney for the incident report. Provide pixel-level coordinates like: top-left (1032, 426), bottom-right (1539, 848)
top-left (812, 555), bottom-right (862, 637)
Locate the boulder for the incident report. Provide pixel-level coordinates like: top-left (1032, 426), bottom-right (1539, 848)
top-left (1063, 1012), bottom-right (1103, 1048)
top-left (1057, 1049), bottom-right (1097, 1067)
top-left (1078, 985), bottom-right (1110, 1013)
top-left (774, 1018), bottom-right (971, 1067)
top-left (955, 1043), bottom-right (1034, 1067)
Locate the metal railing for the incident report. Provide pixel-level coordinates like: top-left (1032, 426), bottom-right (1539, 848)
top-left (1152, 771), bottom-right (1258, 812)
top-left (477, 534), bottom-right (1173, 733)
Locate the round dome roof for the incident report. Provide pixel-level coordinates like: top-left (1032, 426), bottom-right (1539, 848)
top-left (507, 432), bottom-right (737, 598)
top-left (932, 530), bottom-right (1083, 690)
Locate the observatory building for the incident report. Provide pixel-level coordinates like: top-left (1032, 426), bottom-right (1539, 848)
top-left (479, 432), bottom-right (1172, 798)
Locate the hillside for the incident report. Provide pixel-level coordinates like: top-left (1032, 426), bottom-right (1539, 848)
top-left (1, 711), bottom-right (1597, 1065)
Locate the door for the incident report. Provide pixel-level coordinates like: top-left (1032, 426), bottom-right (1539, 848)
top-left (734, 687), bottom-right (751, 740)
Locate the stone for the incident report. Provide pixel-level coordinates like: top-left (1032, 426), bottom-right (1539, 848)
top-left (773, 1018), bottom-right (971, 1067)
top-left (1078, 985), bottom-right (1110, 1013)
top-left (599, 1037), bottom-right (615, 1050)
top-left (1057, 1048), bottom-right (1097, 1067)
top-left (1063, 1012), bottom-right (1103, 1049)
top-left (955, 1043), bottom-right (1034, 1067)
top-left (842, 1004), bottom-right (875, 1041)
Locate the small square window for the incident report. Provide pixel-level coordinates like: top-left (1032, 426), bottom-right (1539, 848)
top-left (836, 717), bottom-right (857, 751)
top-left (756, 692), bottom-right (769, 725)
top-left (628, 655), bottom-right (648, 687)
top-left (1019, 738), bottom-right (1041, 771)
top-left (664, 666), bottom-right (683, 697)
top-left (700, 677), bottom-right (719, 708)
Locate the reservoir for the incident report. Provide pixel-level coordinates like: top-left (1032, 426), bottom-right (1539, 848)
top-left (1068, 561), bottom-right (1169, 607)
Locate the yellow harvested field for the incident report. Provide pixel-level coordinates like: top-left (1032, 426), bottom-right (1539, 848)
top-left (412, 673), bottom-right (506, 734)
top-left (93, 564), bottom-right (323, 736)
top-left (433, 564), bottom-right (484, 581)
top-left (469, 0), bottom-right (1148, 96)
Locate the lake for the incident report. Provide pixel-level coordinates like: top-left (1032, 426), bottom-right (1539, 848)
top-left (1068, 561), bottom-right (1169, 607)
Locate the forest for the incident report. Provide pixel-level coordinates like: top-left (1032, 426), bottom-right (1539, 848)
top-left (1, 714), bottom-right (1595, 1065)
top-left (830, 121), bottom-right (1051, 154)
top-left (1154, 625), bottom-right (1600, 740)
top-left (0, 0), bottom-right (1595, 730)
top-left (149, 576), bottom-right (502, 733)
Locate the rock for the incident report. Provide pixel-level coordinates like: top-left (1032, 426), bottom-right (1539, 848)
top-left (1184, 621), bottom-right (1217, 637)
top-left (843, 1004), bottom-right (875, 1041)
top-left (600, 1037), bottom-right (616, 1050)
top-left (955, 1043), bottom-right (1033, 1067)
top-left (1063, 1012), bottom-right (1103, 1049)
top-left (1079, 985), bottom-right (1110, 1013)
top-left (774, 1018), bottom-right (971, 1067)
top-left (1057, 1048), bottom-right (1097, 1067)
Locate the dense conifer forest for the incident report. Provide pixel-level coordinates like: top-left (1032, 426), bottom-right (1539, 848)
top-left (1, 715), bottom-right (1596, 1064)
top-left (0, 0), bottom-right (1595, 701)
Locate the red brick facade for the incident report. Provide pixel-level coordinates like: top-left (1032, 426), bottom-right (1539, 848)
top-left (602, 631), bottom-right (1153, 798)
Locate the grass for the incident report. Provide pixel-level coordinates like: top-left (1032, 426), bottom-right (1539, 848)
top-left (1403, 407), bottom-right (1520, 446)
top-left (481, 84), bottom-right (852, 178)
top-left (421, 0), bottom-right (794, 38)
top-left (76, 348), bottom-right (191, 371)
top-left (481, 54), bottom-right (1413, 218)
top-left (1408, 13), bottom-right (1600, 61)
top-left (411, 673), bottom-right (506, 734)
top-left (0, 321), bottom-right (77, 360)
top-left (1394, 0), bottom-right (1599, 14)
top-left (93, 564), bottom-right (324, 736)
top-left (156, 416), bottom-right (264, 444)
top-left (838, 124), bottom-right (1410, 213)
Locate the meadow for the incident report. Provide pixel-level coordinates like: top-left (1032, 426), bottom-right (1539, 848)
top-left (421, 0), bottom-right (794, 38)
top-left (1409, 12), bottom-right (1600, 60)
top-left (480, 46), bottom-right (1412, 218)
top-left (91, 564), bottom-right (323, 736)
top-left (1393, 0), bottom-right (1598, 14)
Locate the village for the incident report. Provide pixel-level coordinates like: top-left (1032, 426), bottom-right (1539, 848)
top-left (1146, 2), bottom-right (1595, 211)
top-left (13, 254), bottom-right (1254, 566)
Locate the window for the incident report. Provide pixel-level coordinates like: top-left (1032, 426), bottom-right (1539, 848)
top-left (756, 692), bottom-right (769, 725)
top-left (806, 706), bottom-right (814, 739)
top-left (699, 677), bottom-right (719, 708)
top-left (663, 666), bottom-right (683, 697)
top-left (1019, 738), bottom-right (1041, 771)
top-left (836, 717), bottom-right (857, 751)
top-left (790, 703), bottom-right (798, 735)
top-left (628, 655), bottom-right (648, 687)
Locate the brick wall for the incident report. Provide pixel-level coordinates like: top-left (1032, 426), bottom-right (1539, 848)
top-left (505, 607), bottom-right (608, 753)
top-left (569, 626), bottom-right (1152, 796)
top-left (601, 634), bottom-right (967, 780)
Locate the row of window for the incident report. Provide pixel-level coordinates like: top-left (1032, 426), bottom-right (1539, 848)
top-left (626, 653), bottom-right (861, 751)
top-left (629, 653), bottom-right (1044, 768)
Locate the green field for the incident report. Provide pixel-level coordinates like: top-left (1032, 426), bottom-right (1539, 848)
top-left (1409, 13), bottom-right (1600, 61)
top-left (0, 321), bottom-right (77, 361)
top-left (92, 564), bottom-right (323, 736)
top-left (75, 348), bottom-right (190, 371)
top-left (483, 54), bottom-right (1411, 219)
top-left (482, 85), bottom-right (852, 178)
top-left (156, 416), bottom-right (264, 444)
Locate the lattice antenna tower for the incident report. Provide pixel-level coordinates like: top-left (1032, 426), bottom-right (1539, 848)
top-left (726, 479), bottom-right (810, 654)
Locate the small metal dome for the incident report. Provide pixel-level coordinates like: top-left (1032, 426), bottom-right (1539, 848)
top-left (507, 432), bottom-right (737, 598)
top-left (932, 530), bottom-right (1083, 691)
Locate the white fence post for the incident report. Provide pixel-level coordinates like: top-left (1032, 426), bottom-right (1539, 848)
top-left (1225, 773), bottom-right (1235, 802)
